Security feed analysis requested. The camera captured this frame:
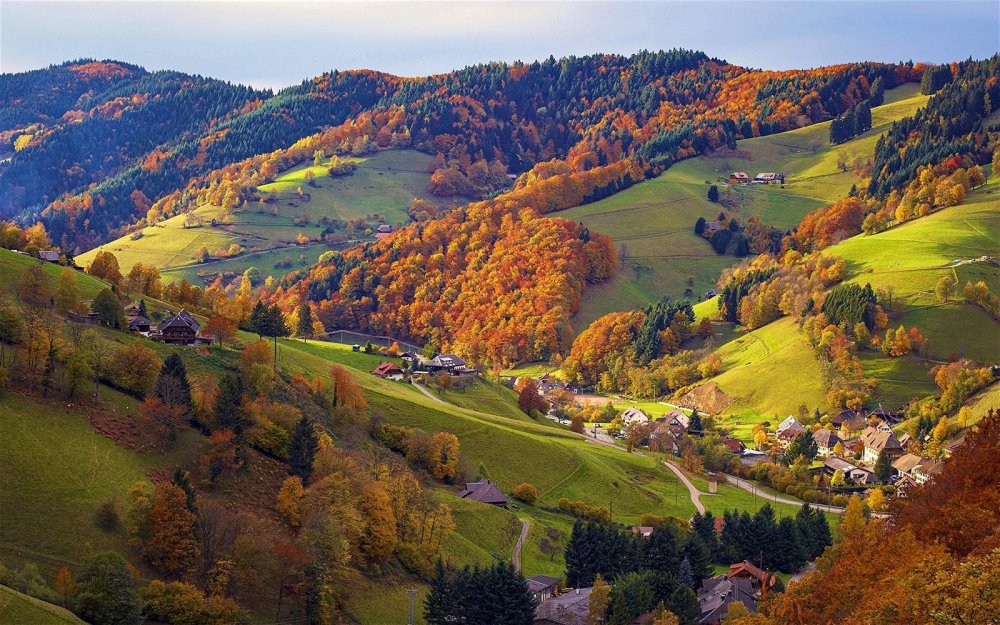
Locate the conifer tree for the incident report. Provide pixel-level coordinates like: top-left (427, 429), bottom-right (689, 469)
top-left (687, 409), bottom-right (703, 437)
top-left (289, 416), bottom-right (319, 484)
top-left (73, 551), bottom-right (142, 625)
top-left (296, 302), bottom-right (313, 342)
top-left (214, 374), bottom-right (248, 435)
top-left (154, 353), bottom-right (191, 410)
top-left (874, 448), bottom-right (893, 483)
top-left (171, 467), bottom-right (197, 514)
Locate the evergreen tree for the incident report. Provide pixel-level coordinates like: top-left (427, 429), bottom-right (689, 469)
top-left (874, 449), bottom-right (893, 483)
top-left (171, 467), bottom-right (197, 514)
top-left (289, 416), bottom-right (319, 484)
top-left (248, 300), bottom-right (267, 338)
top-left (785, 431), bottom-right (818, 463)
top-left (677, 557), bottom-right (694, 589)
top-left (666, 585), bottom-right (700, 625)
top-left (424, 559), bottom-right (457, 625)
top-left (484, 562), bottom-right (537, 625)
top-left (73, 551), bottom-right (141, 625)
top-left (749, 504), bottom-right (778, 570)
top-left (690, 511), bottom-right (719, 559)
top-left (296, 302), bottom-right (314, 341)
top-left (694, 216), bottom-right (707, 235)
top-left (809, 507), bottom-right (832, 557)
top-left (775, 517), bottom-right (806, 573)
top-left (707, 185), bottom-right (719, 202)
top-left (687, 409), bottom-right (703, 437)
top-left (869, 76), bottom-right (885, 106)
top-left (855, 100), bottom-right (872, 133)
top-left (154, 353), bottom-right (191, 410)
top-left (682, 535), bottom-right (711, 582)
top-left (137, 299), bottom-right (147, 318)
top-left (608, 571), bottom-right (656, 625)
top-left (214, 374), bottom-right (248, 435)
top-left (642, 523), bottom-right (682, 575)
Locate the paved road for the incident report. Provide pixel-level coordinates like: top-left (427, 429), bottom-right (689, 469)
top-left (723, 474), bottom-right (845, 514)
top-left (513, 519), bottom-right (530, 572)
top-left (661, 461), bottom-right (706, 514)
top-left (788, 562), bottom-right (815, 585)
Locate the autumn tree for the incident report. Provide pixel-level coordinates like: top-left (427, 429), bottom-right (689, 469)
top-left (55, 266), bottom-right (81, 315)
top-left (517, 378), bottom-right (549, 416)
top-left (87, 251), bottom-right (123, 286)
top-left (588, 574), bottom-right (612, 625)
top-left (91, 288), bottom-right (125, 329)
top-left (16, 262), bottom-right (52, 309)
top-left (110, 342), bottom-right (161, 396)
top-left (429, 431), bottom-right (461, 482)
top-left (203, 315), bottom-right (237, 348)
top-left (275, 476), bottom-right (304, 527)
top-left (512, 483), bottom-right (538, 504)
top-left (53, 564), bottom-right (74, 607)
top-left (143, 483), bottom-right (200, 576)
top-left (331, 365), bottom-right (367, 411)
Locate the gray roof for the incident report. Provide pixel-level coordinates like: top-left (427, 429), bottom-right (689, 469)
top-left (456, 480), bottom-right (508, 505)
top-left (526, 575), bottom-right (561, 594)
top-left (698, 575), bottom-right (756, 624)
top-left (428, 354), bottom-right (466, 368)
top-left (534, 587), bottom-right (591, 625)
top-left (158, 309), bottom-right (200, 333)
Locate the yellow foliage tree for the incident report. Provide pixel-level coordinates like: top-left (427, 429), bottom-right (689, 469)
top-left (275, 476), bottom-right (304, 527)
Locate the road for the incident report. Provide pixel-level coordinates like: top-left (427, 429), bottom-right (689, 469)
top-left (512, 519), bottom-right (529, 572)
top-left (411, 382), bottom-right (447, 405)
top-left (788, 562), bottom-right (815, 585)
top-left (661, 460), bottom-right (706, 514)
top-left (723, 474), bottom-right (845, 514)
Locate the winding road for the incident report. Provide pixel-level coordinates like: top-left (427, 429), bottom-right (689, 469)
top-left (412, 382), bottom-right (446, 405)
top-left (512, 519), bottom-right (530, 572)
top-left (660, 461), bottom-right (706, 514)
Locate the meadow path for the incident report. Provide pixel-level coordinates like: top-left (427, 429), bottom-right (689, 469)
top-left (412, 382), bottom-right (447, 405)
top-left (512, 519), bottom-right (529, 572)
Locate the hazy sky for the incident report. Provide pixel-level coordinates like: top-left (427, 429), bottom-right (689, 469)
top-left (2, 1), bottom-right (998, 90)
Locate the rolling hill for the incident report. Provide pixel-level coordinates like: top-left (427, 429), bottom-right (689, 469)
top-left (77, 149), bottom-right (458, 286)
top-left (560, 83), bottom-right (930, 329)
top-left (0, 584), bottom-right (87, 625)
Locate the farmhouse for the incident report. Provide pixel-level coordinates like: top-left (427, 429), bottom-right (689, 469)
top-left (127, 315), bottom-right (152, 334)
top-left (425, 353), bottom-right (475, 375)
top-left (867, 404), bottom-right (901, 424)
top-left (526, 575), bottom-right (561, 603)
top-left (753, 172), bottom-right (784, 184)
top-left (729, 172), bottom-right (751, 184)
top-left (861, 427), bottom-right (903, 465)
top-left (721, 437), bottom-right (746, 454)
top-left (812, 428), bottom-right (841, 457)
top-left (156, 309), bottom-right (200, 345)
top-left (371, 361), bottom-right (403, 378)
top-left (620, 407), bottom-right (650, 426)
top-left (776, 416), bottom-right (805, 437)
top-left (912, 458), bottom-right (944, 484)
top-left (456, 480), bottom-right (509, 508)
top-left (38, 250), bottom-right (60, 262)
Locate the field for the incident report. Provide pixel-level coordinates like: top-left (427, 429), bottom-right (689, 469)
top-left (0, 585), bottom-right (86, 625)
top-left (77, 150), bottom-right (457, 286)
top-left (0, 252), bottom-right (108, 302)
top-left (560, 83), bottom-right (929, 329)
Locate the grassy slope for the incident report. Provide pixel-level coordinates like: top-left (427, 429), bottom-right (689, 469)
top-left (77, 150), bottom-right (456, 285)
top-left (562, 84), bottom-right (928, 329)
top-left (0, 252), bottom-right (108, 302)
top-left (0, 585), bottom-right (87, 625)
top-left (700, 181), bottom-right (999, 438)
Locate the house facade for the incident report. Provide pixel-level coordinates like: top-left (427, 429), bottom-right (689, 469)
top-left (156, 309), bottom-right (200, 345)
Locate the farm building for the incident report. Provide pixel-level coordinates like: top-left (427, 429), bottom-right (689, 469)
top-left (371, 362), bottom-right (403, 378)
top-left (456, 480), bottom-right (509, 507)
top-left (156, 309), bottom-right (200, 345)
top-left (729, 172), bottom-right (751, 184)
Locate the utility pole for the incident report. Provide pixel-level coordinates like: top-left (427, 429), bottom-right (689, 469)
top-left (406, 588), bottom-right (417, 625)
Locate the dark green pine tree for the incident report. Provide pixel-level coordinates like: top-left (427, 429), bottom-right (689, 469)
top-left (795, 503), bottom-right (818, 558)
top-left (786, 431), bottom-right (818, 463)
top-left (482, 562), bottom-right (536, 625)
top-left (874, 449), bottom-right (893, 483)
top-left (424, 559), bottom-right (457, 625)
top-left (248, 300), bottom-right (266, 336)
top-left (641, 522), bottom-right (682, 575)
top-left (214, 374), bottom-right (248, 435)
top-left (682, 535), bottom-right (712, 582)
top-left (296, 302), bottom-right (314, 342)
top-left (608, 571), bottom-right (656, 625)
top-left (750, 503), bottom-right (779, 569)
top-left (137, 299), bottom-right (147, 318)
top-left (260, 304), bottom-right (290, 367)
top-left (775, 516), bottom-right (806, 573)
top-left (869, 76), bottom-right (886, 106)
top-left (154, 352), bottom-right (191, 410)
top-left (856, 100), bottom-right (872, 134)
top-left (73, 551), bottom-right (142, 625)
top-left (691, 510), bottom-right (719, 559)
top-left (666, 584), bottom-right (700, 625)
top-left (171, 467), bottom-right (197, 514)
top-left (564, 519), bottom-right (593, 588)
top-left (808, 508), bottom-right (833, 558)
top-left (707, 185), bottom-right (719, 202)
top-left (687, 409), bottom-right (703, 437)
top-left (289, 416), bottom-right (319, 484)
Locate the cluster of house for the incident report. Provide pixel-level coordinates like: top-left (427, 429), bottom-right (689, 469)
top-left (728, 172), bottom-right (784, 185)
top-left (369, 352), bottom-right (478, 380)
top-left (68, 304), bottom-right (211, 346)
top-left (619, 407), bottom-right (745, 458)
top-left (531, 560), bottom-right (772, 625)
top-left (775, 406), bottom-right (945, 491)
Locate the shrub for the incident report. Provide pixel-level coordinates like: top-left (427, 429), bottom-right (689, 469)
top-left (395, 542), bottom-right (433, 579)
top-left (512, 483), bottom-right (538, 505)
top-left (95, 499), bottom-right (121, 531)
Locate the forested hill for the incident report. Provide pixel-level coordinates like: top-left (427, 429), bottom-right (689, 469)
top-left (2, 52), bottom-right (919, 250)
top-left (0, 60), bottom-right (266, 240)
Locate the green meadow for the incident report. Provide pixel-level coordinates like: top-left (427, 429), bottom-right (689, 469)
top-left (560, 83), bottom-right (929, 329)
top-left (0, 585), bottom-right (87, 625)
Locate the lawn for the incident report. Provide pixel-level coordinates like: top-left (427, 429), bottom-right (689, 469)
top-left (0, 252), bottom-right (108, 301)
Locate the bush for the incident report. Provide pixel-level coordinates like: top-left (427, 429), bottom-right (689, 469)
top-left (95, 499), bottom-right (121, 531)
top-left (395, 542), bottom-right (433, 579)
top-left (512, 483), bottom-right (538, 505)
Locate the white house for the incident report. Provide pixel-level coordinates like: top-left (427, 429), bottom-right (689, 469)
top-left (620, 407), bottom-right (650, 426)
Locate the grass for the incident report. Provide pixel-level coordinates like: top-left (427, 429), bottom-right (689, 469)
top-left (0, 253), bottom-right (108, 302)
top-left (0, 585), bottom-right (87, 625)
top-left (440, 494), bottom-right (521, 568)
top-left (77, 150), bottom-right (456, 285)
top-left (559, 84), bottom-right (928, 330)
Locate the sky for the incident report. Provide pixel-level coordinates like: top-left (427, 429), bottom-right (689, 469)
top-left (2, 1), bottom-right (998, 91)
